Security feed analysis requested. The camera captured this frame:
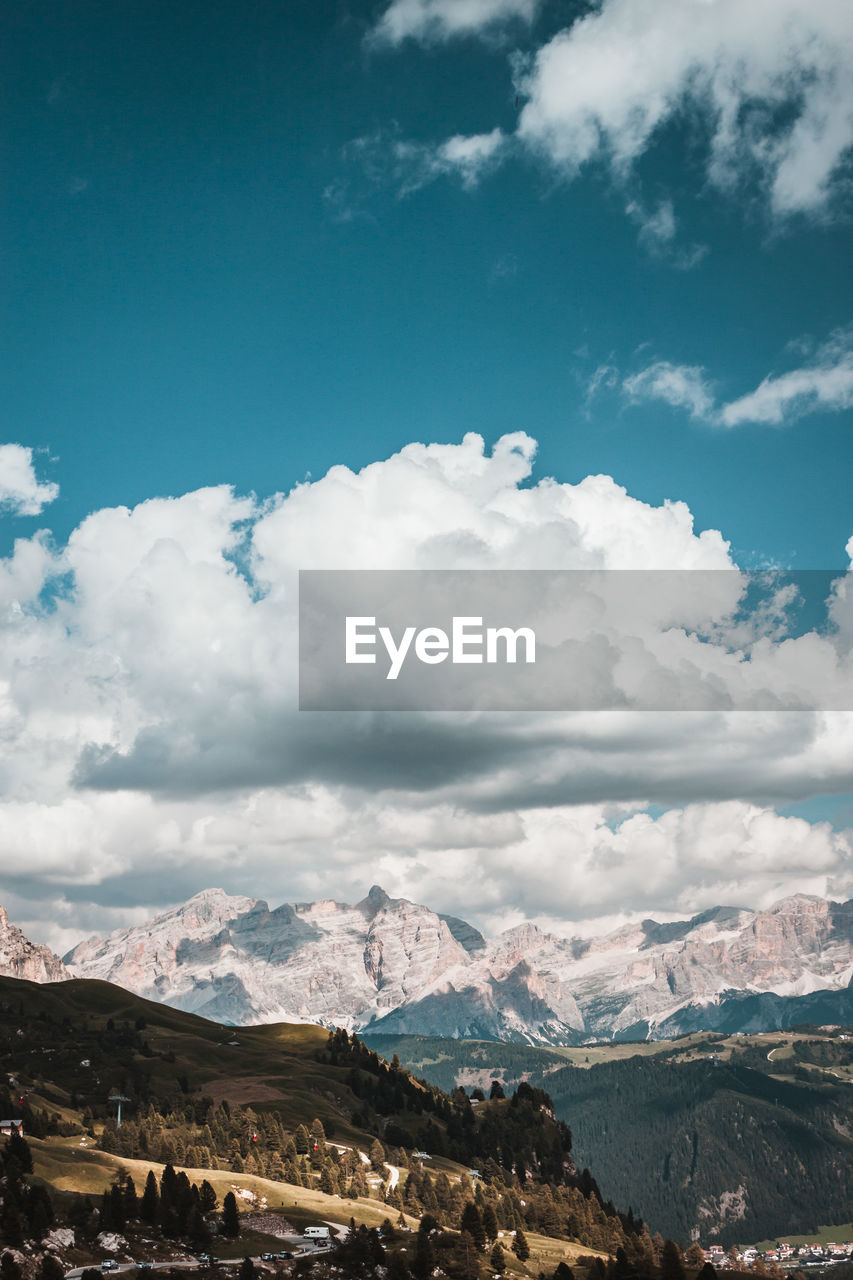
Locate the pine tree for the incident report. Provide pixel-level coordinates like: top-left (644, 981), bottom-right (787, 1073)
top-left (461, 1202), bottom-right (486, 1252)
top-left (412, 1225), bottom-right (435, 1280)
top-left (5, 1134), bottom-right (32, 1175)
top-left (490, 1242), bottom-right (505, 1273)
top-left (123, 1174), bottom-right (138, 1221)
top-left (309, 1119), bottom-right (327, 1165)
top-left (483, 1203), bottom-right (499, 1242)
top-left (457, 1232), bottom-right (479, 1280)
top-left (513, 1229), bottom-right (530, 1262)
top-left (141, 1171), bottom-right (159, 1225)
top-left (221, 1191), bottom-right (240, 1238)
top-left (662, 1241), bottom-right (686, 1280)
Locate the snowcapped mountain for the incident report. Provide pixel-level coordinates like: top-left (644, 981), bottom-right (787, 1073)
top-left (62, 886), bottom-right (853, 1042)
top-left (0, 905), bottom-right (70, 983)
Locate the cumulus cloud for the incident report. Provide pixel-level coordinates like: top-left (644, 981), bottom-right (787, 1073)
top-left (0, 444), bottom-right (58, 516)
top-left (0, 432), bottom-right (852, 943)
top-left (623, 362), bottom-right (716, 420)
top-left (515, 0), bottom-right (853, 217)
top-left (371, 0), bottom-right (543, 46)
top-left (461, 800), bottom-right (853, 928)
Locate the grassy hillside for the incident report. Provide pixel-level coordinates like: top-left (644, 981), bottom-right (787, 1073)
top-left (0, 975), bottom-right (363, 1138)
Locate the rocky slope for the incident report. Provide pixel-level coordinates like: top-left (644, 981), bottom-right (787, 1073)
top-left (62, 886), bottom-right (853, 1042)
top-left (0, 905), bottom-right (70, 983)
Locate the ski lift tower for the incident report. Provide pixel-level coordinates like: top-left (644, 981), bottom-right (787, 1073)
top-left (108, 1093), bottom-right (131, 1128)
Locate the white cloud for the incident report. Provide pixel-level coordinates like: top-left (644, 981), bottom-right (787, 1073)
top-left (452, 800), bottom-right (853, 926)
top-left (371, 0), bottom-right (543, 46)
top-left (394, 129), bottom-right (509, 194)
top-left (515, 0), bottom-right (853, 217)
top-left (720, 329), bottom-right (853, 427)
top-left (365, 0), bottom-right (853, 227)
top-left (0, 533), bottom-right (56, 608)
top-left (625, 199), bottom-right (709, 268)
top-left (1, 433), bottom-right (852, 943)
top-left (627, 198), bottom-right (676, 248)
top-left (250, 430), bottom-right (732, 578)
top-left (619, 329), bottom-right (853, 427)
top-left (623, 361), bottom-right (716, 420)
top-left (0, 444), bottom-right (58, 516)
top-left (340, 128), bottom-right (509, 199)
top-left (436, 129), bottom-right (508, 186)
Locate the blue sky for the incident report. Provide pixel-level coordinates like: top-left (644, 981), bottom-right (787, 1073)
top-left (3, 0), bottom-right (853, 945)
top-left (5, 0), bottom-right (853, 565)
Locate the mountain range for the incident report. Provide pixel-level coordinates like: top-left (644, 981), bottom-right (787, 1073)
top-left (16, 884), bottom-right (844, 1042)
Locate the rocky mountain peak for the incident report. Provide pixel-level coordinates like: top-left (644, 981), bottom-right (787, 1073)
top-left (176, 886), bottom-right (261, 916)
top-left (0, 905), bottom-right (70, 984)
top-left (767, 893), bottom-right (829, 915)
top-left (496, 920), bottom-right (547, 947)
top-left (357, 885), bottom-right (392, 916)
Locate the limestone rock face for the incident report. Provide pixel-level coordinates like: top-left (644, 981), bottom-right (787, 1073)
top-left (64, 885), bottom-right (474, 1028)
top-left (64, 888), bottom-right (853, 1042)
top-left (0, 905), bottom-right (70, 983)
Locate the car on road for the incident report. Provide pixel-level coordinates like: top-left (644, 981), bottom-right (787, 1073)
top-left (260, 1255), bottom-right (275, 1262)
top-left (274, 1253), bottom-right (292, 1261)
top-left (100, 1263), bottom-right (119, 1273)
top-left (134, 1264), bottom-right (151, 1271)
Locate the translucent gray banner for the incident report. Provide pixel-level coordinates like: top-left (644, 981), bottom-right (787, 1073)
top-left (298, 569), bottom-right (853, 711)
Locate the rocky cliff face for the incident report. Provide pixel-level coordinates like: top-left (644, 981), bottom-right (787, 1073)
top-left (0, 905), bottom-right (70, 983)
top-left (63, 887), bottom-right (853, 1042)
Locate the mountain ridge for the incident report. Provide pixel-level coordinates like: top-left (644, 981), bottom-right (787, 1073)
top-left (57, 885), bottom-right (853, 1042)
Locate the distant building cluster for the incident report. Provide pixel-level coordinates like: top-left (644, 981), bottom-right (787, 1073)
top-left (703, 1241), bottom-right (853, 1269)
